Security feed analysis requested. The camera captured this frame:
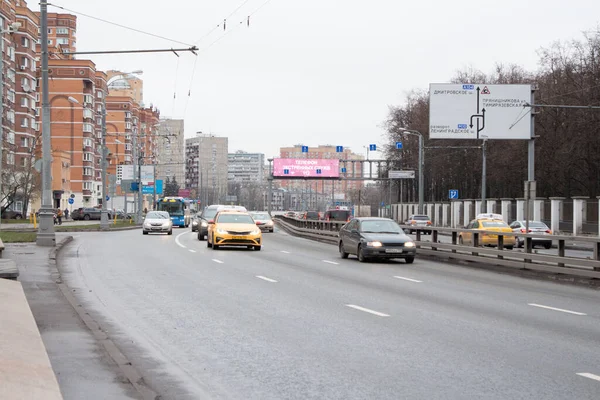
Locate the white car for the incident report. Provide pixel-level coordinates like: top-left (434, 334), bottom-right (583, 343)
top-left (250, 212), bottom-right (274, 232)
top-left (143, 211), bottom-right (173, 235)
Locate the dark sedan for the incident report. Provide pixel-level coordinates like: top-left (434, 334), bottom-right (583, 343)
top-left (338, 217), bottom-right (416, 263)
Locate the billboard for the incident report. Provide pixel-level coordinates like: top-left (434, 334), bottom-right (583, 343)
top-left (273, 158), bottom-right (339, 178)
top-left (429, 83), bottom-right (532, 140)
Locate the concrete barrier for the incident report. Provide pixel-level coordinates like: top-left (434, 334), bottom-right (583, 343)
top-left (0, 279), bottom-right (63, 399)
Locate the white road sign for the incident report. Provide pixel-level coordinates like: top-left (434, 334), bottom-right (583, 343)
top-left (140, 165), bottom-right (155, 185)
top-left (117, 165), bottom-right (134, 184)
top-left (429, 83), bottom-right (532, 140)
top-left (388, 170), bottom-right (415, 179)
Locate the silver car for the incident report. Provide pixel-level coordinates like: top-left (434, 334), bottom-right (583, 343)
top-left (250, 212), bottom-right (274, 232)
top-left (143, 211), bottom-right (173, 235)
top-left (509, 220), bottom-right (552, 249)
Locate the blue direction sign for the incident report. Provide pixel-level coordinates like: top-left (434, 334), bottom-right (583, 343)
top-left (106, 195), bottom-right (110, 201)
top-left (341, 167), bottom-right (346, 173)
top-left (381, 201), bottom-right (385, 206)
top-left (336, 145), bottom-right (343, 153)
top-left (301, 146), bottom-right (309, 153)
top-left (68, 198), bottom-right (74, 205)
top-left (283, 169), bottom-right (290, 175)
top-left (369, 144), bottom-right (377, 151)
top-left (396, 141), bottom-right (403, 149)
top-left (449, 189), bottom-right (459, 199)
top-left (316, 169), bottom-right (322, 174)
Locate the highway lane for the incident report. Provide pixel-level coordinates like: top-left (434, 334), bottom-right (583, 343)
top-left (58, 228), bottom-right (600, 399)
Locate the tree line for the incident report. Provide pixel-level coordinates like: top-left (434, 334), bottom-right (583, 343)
top-left (383, 28), bottom-right (600, 203)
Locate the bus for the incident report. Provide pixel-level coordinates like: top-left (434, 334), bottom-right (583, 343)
top-left (156, 197), bottom-right (191, 227)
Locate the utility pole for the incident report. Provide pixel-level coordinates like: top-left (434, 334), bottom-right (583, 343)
top-left (100, 101), bottom-right (109, 229)
top-left (481, 137), bottom-right (487, 214)
top-left (36, 0), bottom-right (56, 246)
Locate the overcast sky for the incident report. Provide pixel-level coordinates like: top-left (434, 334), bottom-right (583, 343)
top-left (45, 0), bottom-right (600, 159)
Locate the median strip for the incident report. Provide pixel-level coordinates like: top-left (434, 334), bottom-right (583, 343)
top-left (527, 303), bottom-right (587, 316)
top-left (345, 304), bottom-right (390, 317)
top-left (256, 275), bottom-right (278, 283)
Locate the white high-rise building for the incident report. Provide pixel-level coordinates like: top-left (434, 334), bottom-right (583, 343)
top-left (156, 119), bottom-right (185, 188)
top-left (185, 133), bottom-right (228, 205)
top-left (228, 151), bottom-right (265, 183)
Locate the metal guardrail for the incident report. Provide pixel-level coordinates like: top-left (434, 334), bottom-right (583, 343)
top-left (274, 216), bottom-right (600, 279)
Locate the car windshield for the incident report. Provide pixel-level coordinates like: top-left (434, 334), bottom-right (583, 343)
top-left (360, 220), bottom-right (403, 233)
top-left (217, 214), bottom-right (255, 224)
top-left (522, 221), bottom-right (548, 228)
top-left (202, 209), bottom-right (218, 219)
top-left (146, 212), bottom-right (168, 220)
top-left (481, 221), bottom-right (509, 228)
top-left (252, 213), bottom-right (271, 220)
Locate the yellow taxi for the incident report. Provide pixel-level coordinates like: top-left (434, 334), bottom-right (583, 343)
top-left (459, 213), bottom-right (516, 250)
top-left (207, 210), bottom-right (262, 251)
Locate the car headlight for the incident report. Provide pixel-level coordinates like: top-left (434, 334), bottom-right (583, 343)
top-left (367, 241), bottom-right (383, 247)
top-left (217, 228), bottom-right (228, 235)
top-left (201, 221), bottom-right (208, 227)
top-left (251, 229), bottom-right (261, 235)
top-left (404, 242), bottom-right (415, 248)
top-left (162, 222), bottom-right (170, 227)
top-left (143, 223), bottom-right (151, 228)
top-left (192, 220), bottom-right (198, 226)
top-left (265, 221), bottom-right (273, 226)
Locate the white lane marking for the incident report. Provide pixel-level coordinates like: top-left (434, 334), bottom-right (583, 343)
top-left (256, 275), bottom-right (278, 283)
top-left (322, 260), bottom-right (339, 265)
top-left (280, 250), bottom-right (291, 254)
top-left (189, 249), bottom-right (196, 253)
top-left (175, 231), bottom-right (188, 249)
top-left (212, 259), bottom-right (224, 264)
top-left (577, 373), bottom-right (600, 382)
top-left (345, 304), bottom-right (390, 317)
top-left (528, 303), bottom-right (587, 316)
top-left (393, 276), bottom-right (423, 283)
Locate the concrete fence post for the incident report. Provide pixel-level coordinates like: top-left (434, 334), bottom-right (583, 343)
top-left (549, 197), bottom-right (564, 234)
top-left (516, 198), bottom-right (525, 221)
top-left (533, 198), bottom-right (545, 221)
top-left (500, 198), bottom-right (512, 223)
top-left (475, 200), bottom-right (482, 216)
top-left (442, 203), bottom-right (450, 227)
top-left (572, 196), bottom-right (589, 236)
top-left (487, 199), bottom-right (497, 214)
top-left (463, 200), bottom-right (473, 228)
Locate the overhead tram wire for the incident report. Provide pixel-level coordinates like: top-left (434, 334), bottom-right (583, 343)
top-left (182, 0), bottom-right (278, 118)
top-left (47, 3), bottom-right (193, 46)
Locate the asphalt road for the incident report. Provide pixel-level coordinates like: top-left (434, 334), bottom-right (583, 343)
top-left (58, 228), bottom-right (600, 399)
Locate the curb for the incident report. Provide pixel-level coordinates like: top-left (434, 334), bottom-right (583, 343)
top-left (2, 225), bottom-right (142, 233)
top-left (52, 237), bottom-right (159, 400)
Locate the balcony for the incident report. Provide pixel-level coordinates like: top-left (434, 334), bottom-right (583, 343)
top-left (82, 189), bottom-right (92, 197)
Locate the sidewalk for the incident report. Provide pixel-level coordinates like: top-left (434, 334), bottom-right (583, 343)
top-left (4, 236), bottom-right (142, 400)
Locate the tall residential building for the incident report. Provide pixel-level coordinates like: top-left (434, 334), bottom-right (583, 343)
top-left (228, 151), bottom-right (265, 183)
top-left (156, 118), bottom-right (184, 187)
top-left (185, 133), bottom-right (228, 206)
top-left (45, 12), bottom-right (76, 57)
top-left (0, 0), bottom-right (40, 215)
top-left (106, 70), bottom-right (143, 106)
top-left (106, 95), bottom-right (138, 186)
top-left (277, 144), bottom-right (365, 195)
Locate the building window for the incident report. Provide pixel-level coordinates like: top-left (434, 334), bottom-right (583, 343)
top-left (7, 69), bottom-right (15, 83)
top-left (7, 111), bottom-right (14, 123)
top-left (83, 138), bottom-right (92, 147)
top-left (96, 117), bottom-right (102, 125)
top-left (20, 97), bottom-right (28, 107)
top-left (96, 91), bottom-right (103, 99)
top-left (7, 132), bottom-right (15, 145)
top-left (56, 28), bottom-right (68, 35)
top-left (21, 157), bottom-right (28, 167)
top-left (83, 167), bottom-right (93, 176)
top-left (83, 123), bottom-right (93, 133)
top-left (83, 182), bottom-right (92, 190)
top-left (84, 94), bottom-right (93, 105)
top-left (56, 38), bottom-right (69, 45)
top-left (7, 90), bottom-right (15, 103)
top-left (6, 153), bottom-right (14, 165)
top-left (83, 153), bottom-right (93, 162)
top-left (20, 118), bottom-right (28, 128)
top-left (21, 137), bottom-right (30, 148)
top-left (125, 122), bottom-right (132, 129)
top-left (83, 109), bottom-right (93, 119)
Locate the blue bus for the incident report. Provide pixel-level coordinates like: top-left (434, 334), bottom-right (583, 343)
top-left (156, 197), bottom-right (191, 227)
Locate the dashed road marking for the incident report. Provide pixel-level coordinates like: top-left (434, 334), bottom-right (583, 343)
top-left (212, 259), bottom-right (224, 264)
top-left (528, 303), bottom-right (587, 316)
top-left (256, 275), bottom-right (278, 283)
top-left (189, 249), bottom-right (196, 253)
top-left (322, 260), bottom-right (339, 265)
top-left (280, 250), bottom-right (291, 254)
top-left (393, 276), bottom-right (423, 283)
top-left (577, 373), bottom-right (600, 382)
top-left (175, 231), bottom-right (187, 249)
top-left (345, 304), bottom-right (390, 317)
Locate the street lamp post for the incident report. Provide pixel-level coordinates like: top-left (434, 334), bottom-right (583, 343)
top-left (37, 0), bottom-right (56, 246)
top-left (481, 136), bottom-right (488, 214)
top-left (399, 129), bottom-right (425, 214)
top-left (100, 101), bottom-right (109, 229)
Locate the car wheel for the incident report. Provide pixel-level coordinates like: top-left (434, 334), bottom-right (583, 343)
top-left (168, 230), bottom-right (173, 235)
top-left (15, 214), bottom-right (22, 220)
top-left (142, 231), bottom-right (148, 235)
top-left (207, 237), bottom-right (212, 248)
top-left (212, 235), bottom-right (219, 250)
top-left (84, 214), bottom-right (90, 220)
top-left (254, 246), bottom-right (261, 251)
top-left (405, 256), bottom-right (415, 264)
top-left (544, 243), bottom-right (552, 249)
top-left (270, 229), bottom-right (274, 233)
top-left (198, 233), bottom-right (205, 241)
top-left (339, 241), bottom-right (349, 259)
top-left (357, 245), bottom-right (368, 263)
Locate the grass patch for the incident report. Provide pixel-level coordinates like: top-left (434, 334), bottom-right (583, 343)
top-left (0, 231), bottom-right (37, 243)
top-left (54, 220), bottom-right (137, 231)
top-left (1, 219), bottom-right (28, 224)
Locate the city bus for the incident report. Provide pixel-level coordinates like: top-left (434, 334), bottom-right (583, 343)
top-left (156, 197), bottom-right (191, 227)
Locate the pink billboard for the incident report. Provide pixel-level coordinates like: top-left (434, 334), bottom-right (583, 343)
top-left (273, 158), bottom-right (340, 178)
